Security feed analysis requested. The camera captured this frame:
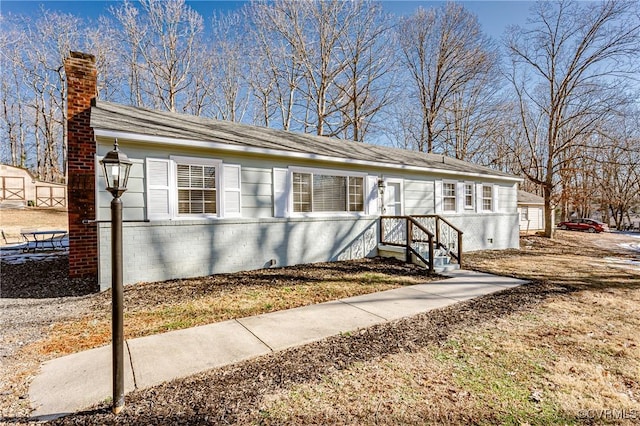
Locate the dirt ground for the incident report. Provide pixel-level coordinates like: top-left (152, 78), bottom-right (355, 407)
top-left (1, 207), bottom-right (639, 424)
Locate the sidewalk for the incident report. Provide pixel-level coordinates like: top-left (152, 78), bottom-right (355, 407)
top-left (29, 269), bottom-right (527, 420)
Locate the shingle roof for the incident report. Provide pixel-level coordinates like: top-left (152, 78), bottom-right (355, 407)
top-left (91, 100), bottom-right (519, 180)
top-left (518, 190), bottom-right (544, 205)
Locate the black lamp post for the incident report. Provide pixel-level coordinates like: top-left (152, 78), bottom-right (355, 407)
top-left (99, 139), bottom-right (132, 415)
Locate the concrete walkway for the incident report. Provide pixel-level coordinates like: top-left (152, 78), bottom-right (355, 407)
top-left (29, 270), bottom-right (527, 420)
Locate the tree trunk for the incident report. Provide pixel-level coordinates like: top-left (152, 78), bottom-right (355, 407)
top-left (543, 183), bottom-right (554, 238)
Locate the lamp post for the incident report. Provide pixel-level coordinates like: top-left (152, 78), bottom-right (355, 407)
top-left (99, 139), bottom-right (132, 415)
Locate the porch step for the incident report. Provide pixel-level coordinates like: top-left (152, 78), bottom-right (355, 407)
top-left (434, 263), bottom-right (460, 274)
top-left (377, 244), bottom-right (406, 262)
top-left (432, 255), bottom-right (450, 266)
top-left (377, 244), bottom-right (459, 272)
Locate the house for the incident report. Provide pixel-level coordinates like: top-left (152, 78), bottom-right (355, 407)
top-left (64, 52), bottom-right (522, 290)
top-left (517, 190), bottom-right (545, 233)
top-left (0, 164), bottom-right (66, 208)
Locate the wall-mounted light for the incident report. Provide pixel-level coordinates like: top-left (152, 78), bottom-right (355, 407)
top-left (377, 177), bottom-right (386, 193)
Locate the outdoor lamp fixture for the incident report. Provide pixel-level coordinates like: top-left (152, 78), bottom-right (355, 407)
top-left (377, 177), bottom-right (386, 193)
top-left (99, 139), bottom-right (132, 415)
top-left (101, 139), bottom-right (132, 198)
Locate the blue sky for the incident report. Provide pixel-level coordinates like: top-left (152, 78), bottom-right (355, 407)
top-left (1, 0), bottom-right (535, 40)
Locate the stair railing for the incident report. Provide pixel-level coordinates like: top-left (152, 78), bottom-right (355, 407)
top-left (380, 215), bottom-right (435, 273)
top-left (380, 215), bottom-right (463, 271)
top-left (407, 216), bottom-right (435, 274)
top-left (412, 215), bottom-right (463, 266)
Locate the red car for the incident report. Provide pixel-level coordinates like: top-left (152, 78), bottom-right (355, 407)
top-left (557, 218), bottom-right (608, 233)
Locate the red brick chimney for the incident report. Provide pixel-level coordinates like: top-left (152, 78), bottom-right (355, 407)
top-left (64, 52), bottom-right (98, 279)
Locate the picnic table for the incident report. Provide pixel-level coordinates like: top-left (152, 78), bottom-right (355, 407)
top-left (20, 229), bottom-right (68, 252)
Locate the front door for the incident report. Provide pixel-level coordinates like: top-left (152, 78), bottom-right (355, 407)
top-left (383, 180), bottom-right (402, 215)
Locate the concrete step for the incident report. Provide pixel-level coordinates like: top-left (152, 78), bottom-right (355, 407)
top-left (432, 255), bottom-right (450, 266)
top-left (379, 244), bottom-right (458, 272)
top-left (434, 263), bottom-right (460, 274)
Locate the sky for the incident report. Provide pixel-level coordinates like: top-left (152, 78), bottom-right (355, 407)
top-left (0, 0), bottom-right (535, 41)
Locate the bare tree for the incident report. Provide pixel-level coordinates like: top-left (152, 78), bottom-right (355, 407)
top-left (506, 0), bottom-right (640, 237)
top-left (19, 9), bottom-right (84, 182)
top-left (440, 56), bottom-right (502, 163)
top-left (332, 0), bottom-right (396, 142)
top-left (0, 16), bottom-right (28, 168)
top-left (111, 0), bottom-right (203, 112)
top-left (110, 2), bottom-right (146, 107)
top-left (592, 111), bottom-right (640, 229)
top-left (246, 1), bottom-right (305, 131)
top-left (182, 51), bottom-right (216, 117)
top-left (207, 12), bottom-right (250, 122)
top-left (396, 3), bottom-right (496, 153)
top-left (251, 0), bottom-right (362, 136)
top-left (247, 0), bottom-right (397, 141)
top-left (89, 16), bottom-right (129, 103)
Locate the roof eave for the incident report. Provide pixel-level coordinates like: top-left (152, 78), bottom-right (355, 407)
top-left (93, 128), bottom-right (524, 183)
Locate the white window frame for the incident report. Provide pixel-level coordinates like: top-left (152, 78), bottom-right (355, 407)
top-left (288, 166), bottom-right (368, 217)
top-left (463, 182), bottom-right (475, 210)
top-left (175, 161), bottom-right (218, 217)
top-left (442, 180), bottom-right (458, 213)
top-left (482, 184), bottom-right (493, 212)
top-left (169, 156), bottom-right (222, 219)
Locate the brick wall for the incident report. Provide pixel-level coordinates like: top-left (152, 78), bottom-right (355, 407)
top-left (64, 52), bottom-right (98, 278)
top-left (97, 217), bottom-right (379, 289)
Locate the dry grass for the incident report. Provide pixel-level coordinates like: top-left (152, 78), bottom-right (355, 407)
top-left (253, 289), bottom-right (639, 424)
top-left (244, 231), bottom-right (640, 425)
top-left (34, 272), bottom-right (425, 357)
top-left (0, 207), bottom-right (68, 240)
top-left (4, 207), bottom-right (640, 424)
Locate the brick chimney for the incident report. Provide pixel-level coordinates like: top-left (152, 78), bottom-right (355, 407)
top-left (64, 52), bottom-right (98, 279)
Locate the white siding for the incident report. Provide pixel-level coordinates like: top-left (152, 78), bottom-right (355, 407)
top-left (434, 180), bottom-right (443, 213)
top-left (241, 168), bottom-right (273, 218)
top-left (519, 205), bottom-right (544, 231)
top-left (498, 184), bottom-right (517, 213)
top-left (404, 179), bottom-right (435, 215)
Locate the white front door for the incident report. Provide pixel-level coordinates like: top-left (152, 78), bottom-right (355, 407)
top-left (383, 180), bottom-right (402, 215)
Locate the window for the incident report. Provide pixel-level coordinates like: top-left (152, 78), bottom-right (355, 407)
top-left (521, 206), bottom-right (529, 221)
top-left (147, 157), bottom-right (240, 220)
top-left (348, 176), bottom-right (364, 212)
top-left (443, 182), bottom-right (456, 211)
top-left (293, 173), bottom-right (311, 212)
top-left (177, 164), bottom-right (216, 214)
top-left (464, 183), bottom-right (474, 209)
top-left (482, 185), bottom-right (493, 211)
top-left (313, 174), bottom-right (347, 211)
top-left (292, 171), bottom-right (364, 213)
